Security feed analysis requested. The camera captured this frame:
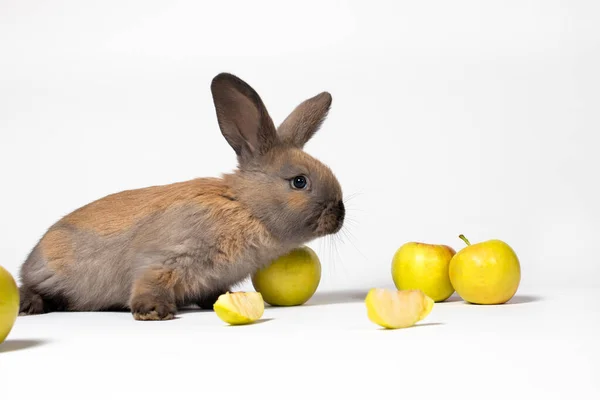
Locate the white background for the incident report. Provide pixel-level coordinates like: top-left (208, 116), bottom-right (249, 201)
top-left (0, 1), bottom-right (599, 399)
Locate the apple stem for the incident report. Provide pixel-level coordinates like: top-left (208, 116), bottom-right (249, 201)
top-left (458, 234), bottom-right (471, 246)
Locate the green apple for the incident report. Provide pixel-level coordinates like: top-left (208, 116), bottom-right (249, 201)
top-left (0, 264), bottom-right (19, 343)
top-left (252, 246), bottom-right (321, 306)
top-left (391, 242), bottom-right (456, 302)
top-left (449, 234), bottom-right (521, 304)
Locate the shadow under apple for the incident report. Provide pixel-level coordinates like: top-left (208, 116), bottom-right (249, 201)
top-left (443, 294), bottom-right (543, 305)
top-left (223, 318), bottom-right (274, 327)
top-left (0, 339), bottom-right (50, 353)
top-left (377, 322), bottom-right (446, 331)
top-left (303, 289), bottom-right (368, 307)
top-left (505, 294), bottom-right (543, 305)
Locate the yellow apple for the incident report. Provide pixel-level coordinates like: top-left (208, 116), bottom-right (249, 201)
top-left (213, 291), bottom-right (265, 325)
top-left (251, 246), bottom-right (321, 306)
top-left (449, 234), bottom-right (521, 305)
top-left (391, 242), bottom-right (456, 302)
top-left (0, 264), bottom-right (19, 343)
top-left (365, 288), bottom-right (434, 329)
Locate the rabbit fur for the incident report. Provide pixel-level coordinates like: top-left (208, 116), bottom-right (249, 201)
top-left (18, 72), bottom-right (345, 321)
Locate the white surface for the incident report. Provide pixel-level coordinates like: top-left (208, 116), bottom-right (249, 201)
top-left (1, 1), bottom-right (599, 398)
top-left (2, 287), bottom-right (599, 399)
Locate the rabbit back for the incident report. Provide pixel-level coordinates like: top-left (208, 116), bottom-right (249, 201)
top-left (19, 177), bottom-right (280, 312)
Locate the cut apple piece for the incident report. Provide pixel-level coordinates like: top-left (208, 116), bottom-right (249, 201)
top-left (365, 288), bottom-right (434, 329)
top-left (213, 291), bottom-right (265, 325)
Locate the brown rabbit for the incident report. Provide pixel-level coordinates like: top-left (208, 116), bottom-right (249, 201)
top-left (18, 73), bottom-right (345, 321)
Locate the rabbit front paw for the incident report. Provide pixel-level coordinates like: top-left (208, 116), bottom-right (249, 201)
top-left (131, 294), bottom-right (177, 321)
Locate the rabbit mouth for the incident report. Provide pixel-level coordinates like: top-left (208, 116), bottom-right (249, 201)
top-left (313, 200), bottom-right (345, 236)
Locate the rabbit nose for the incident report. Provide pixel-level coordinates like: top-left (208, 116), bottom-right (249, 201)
top-left (336, 200), bottom-right (345, 223)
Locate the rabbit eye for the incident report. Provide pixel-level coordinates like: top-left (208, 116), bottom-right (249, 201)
top-left (290, 175), bottom-right (308, 190)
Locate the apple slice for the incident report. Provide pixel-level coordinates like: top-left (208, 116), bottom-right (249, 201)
top-left (213, 292), bottom-right (265, 325)
top-left (365, 288), bottom-right (434, 329)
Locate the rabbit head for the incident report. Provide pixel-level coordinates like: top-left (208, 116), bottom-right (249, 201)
top-left (211, 73), bottom-right (344, 244)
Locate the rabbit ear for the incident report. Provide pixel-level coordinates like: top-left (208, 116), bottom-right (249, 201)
top-left (211, 73), bottom-right (278, 162)
top-left (277, 92), bottom-right (332, 148)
